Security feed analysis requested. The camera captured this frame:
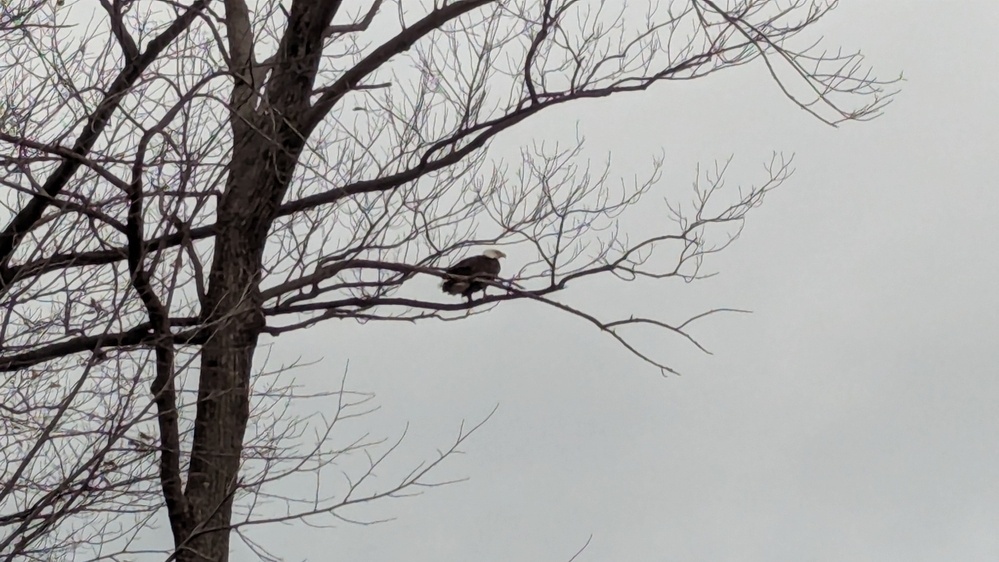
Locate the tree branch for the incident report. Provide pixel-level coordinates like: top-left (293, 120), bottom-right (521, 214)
top-left (0, 0), bottom-right (209, 283)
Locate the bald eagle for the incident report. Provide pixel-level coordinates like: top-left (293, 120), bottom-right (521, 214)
top-left (441, 249), bottom-right (506, 301)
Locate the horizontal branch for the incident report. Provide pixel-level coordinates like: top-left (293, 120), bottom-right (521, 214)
top-left (261, 274), bottom-right (723, 375)
top-left (0, 317), bottom-right (203, 372)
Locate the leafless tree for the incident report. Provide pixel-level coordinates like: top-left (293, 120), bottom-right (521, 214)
top-left (0, 0), bottom-right (895, 559)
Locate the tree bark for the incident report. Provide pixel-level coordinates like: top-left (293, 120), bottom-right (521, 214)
top-left (171, 1), bottom-right (341, 555)
top-left (177, 139), bottom-right (282, 560)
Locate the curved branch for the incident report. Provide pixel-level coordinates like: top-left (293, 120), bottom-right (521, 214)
top-left (0, 0), bottom-right (209, 283)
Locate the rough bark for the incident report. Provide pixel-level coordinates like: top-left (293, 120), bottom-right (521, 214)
top-left (172, 7), bottom-right (341, 556)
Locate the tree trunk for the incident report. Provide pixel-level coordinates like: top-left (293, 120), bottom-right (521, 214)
top-left (176, 141), bottom-right (280, 561)
top-left (171, 7), bottom-right (331, 550)
top-left (181, 308), bottom-right (259, 561)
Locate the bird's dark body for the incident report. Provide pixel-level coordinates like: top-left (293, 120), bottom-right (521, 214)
top-left (441, 255), bottom-right (502, 300)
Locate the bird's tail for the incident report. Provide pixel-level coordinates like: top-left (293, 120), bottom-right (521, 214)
top-left (441, 278), bottom-right (467, 295)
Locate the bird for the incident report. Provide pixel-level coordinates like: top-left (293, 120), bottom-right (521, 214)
top-left (440, 249), bottom-right (506, 302)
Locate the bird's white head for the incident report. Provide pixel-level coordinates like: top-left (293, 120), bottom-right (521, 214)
top-left (483, 249), bottom-right (506, 259)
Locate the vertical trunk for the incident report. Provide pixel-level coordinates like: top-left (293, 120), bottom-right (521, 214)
top-left (179, 304), bottom-right (259, 561)
top-left (175, 144), bottom-right (275, 561)
top-left (169, 3), bottom-right (341, 557)
top-left (179, 284), bottom-right (261, 559)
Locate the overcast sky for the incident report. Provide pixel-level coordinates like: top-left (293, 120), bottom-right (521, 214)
top-left (228, 2), bottom-right (999, 561)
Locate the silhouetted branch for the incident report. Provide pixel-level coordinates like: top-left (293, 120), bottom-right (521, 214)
top-left (0, 0), bottom-right (894, 557)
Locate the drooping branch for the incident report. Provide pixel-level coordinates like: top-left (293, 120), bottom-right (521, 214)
top-left (694, 0), bottom-right (896, 125)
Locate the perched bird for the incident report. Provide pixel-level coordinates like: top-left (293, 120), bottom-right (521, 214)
top-left (440, 249), bottom-right (506, 302)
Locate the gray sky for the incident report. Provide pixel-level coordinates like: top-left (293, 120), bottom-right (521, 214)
top-left (239, 2), bottom-right (999, 560)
